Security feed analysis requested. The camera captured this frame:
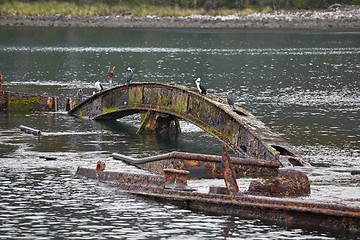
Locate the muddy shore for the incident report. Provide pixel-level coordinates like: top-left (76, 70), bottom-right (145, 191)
top-left (0, 6), bottom-right (360, 29)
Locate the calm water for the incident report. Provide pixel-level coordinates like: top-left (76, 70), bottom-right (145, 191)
top-left (0, 27), bottom-right (359, 239)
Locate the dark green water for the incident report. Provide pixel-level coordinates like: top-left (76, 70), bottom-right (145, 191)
top-left (0, 27), bottom-right (359, 239)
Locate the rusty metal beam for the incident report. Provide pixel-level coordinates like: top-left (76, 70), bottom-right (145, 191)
top-left (112, 151), bottom-right (280, 167)
top-left (112, 151), bottom-right (280, 178)
top-left (69, 82), bottom-right (305, 166)
top-left (221, 144), bottom-right (239, 195)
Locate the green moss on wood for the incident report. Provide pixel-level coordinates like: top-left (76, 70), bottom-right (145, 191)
top-left (267, 147), bottom-right (277, 155)
top-left (102, 106), bottom-right (119, 115)
top-left (172, 93), bottom-right (188, 113)
top-left (78, 109), bottom-right (83, 119)
top-left (8, 96), bottom-right (40, 112)
top-left (128, 86), bottom-right (143, 107)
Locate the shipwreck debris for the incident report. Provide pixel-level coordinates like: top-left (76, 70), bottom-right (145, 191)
top-left (96, 160), bottom-right (106, 174)
top-left (0, 91), bottom-right (58, 112)
top-left (75, 161), bottom-right (359, 234)
top-left (69, 82), bottom-right (306, 167)
top-left (248, 169), bottom-right (311, 197)
top-left (19, 125), bottom-right (42, 136)
top-left (113, 151), bottom-right (280, 178)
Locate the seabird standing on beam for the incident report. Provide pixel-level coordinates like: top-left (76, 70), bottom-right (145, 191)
top-left (125, 67), bottom-right (134, 86)
top-left (227, 90), bottom-right (236, 108)
top-left (95, 81), bottom-right (103, 93)
top-left (77, 89), bottom-right (83, 103)
top-left (107, 66), bottom-right (116, 88)
top-left (195, 78), bottom-right (206, 95)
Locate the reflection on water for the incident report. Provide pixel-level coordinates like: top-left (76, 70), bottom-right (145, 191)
top-left (0, 27), bottom-right (359, 239)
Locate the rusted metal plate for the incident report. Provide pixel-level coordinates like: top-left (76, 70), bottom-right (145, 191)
top-left (69, 82), bottom-right (304, 167)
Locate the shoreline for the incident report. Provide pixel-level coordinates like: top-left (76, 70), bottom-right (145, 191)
top-left (0, 7), bottom-right (360, 29)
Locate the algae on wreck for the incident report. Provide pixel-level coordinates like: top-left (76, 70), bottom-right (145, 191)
top-left (8, 96), bottom-right (40, 112)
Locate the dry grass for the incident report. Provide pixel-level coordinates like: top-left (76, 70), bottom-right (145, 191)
top-left (0, 1), bottom-right (271, 17)
top-left (0, 1), bottom-right (127, 16)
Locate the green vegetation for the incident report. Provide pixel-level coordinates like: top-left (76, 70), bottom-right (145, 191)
top-left (102, 106), bottom-right (119, 115)
top-left (0, 0), bottom-right (358, 17)
top-left (8, 96), bottom-right (39, 112)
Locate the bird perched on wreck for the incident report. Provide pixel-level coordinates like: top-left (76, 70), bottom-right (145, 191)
top-left (125, 67), bottom-right (134, 86)
top-left (107, 66), bottom-right (116, 88)
top-left (77, 89), bottom-right (83, 102)
top-left (227, 90), bottom-right (236, 108)
top-left (95, 81), bottom-right (103, 93)
top-left (195, 78), bottom-right (206, 95)
top-left (96, 160), bottom-right (106, 174)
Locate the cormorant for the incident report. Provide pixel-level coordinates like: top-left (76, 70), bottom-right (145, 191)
top-left (195, 78), bottom-right (206, 95)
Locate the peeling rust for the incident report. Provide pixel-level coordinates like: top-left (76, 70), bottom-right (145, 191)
top-left (221, 144), bottom-right (239, 195)
top-left (248, 169), bottom-right (311, 197)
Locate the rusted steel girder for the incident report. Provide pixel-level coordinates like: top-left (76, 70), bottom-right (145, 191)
top-left (69, 82), bottom-right (305, 166)
top-left (112, 151), bottom-right (280, 178)
top-left (75, 167), bottom-right (360, 234)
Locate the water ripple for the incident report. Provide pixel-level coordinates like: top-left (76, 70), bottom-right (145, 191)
top-left (1, 46), bottom-right (359, 56)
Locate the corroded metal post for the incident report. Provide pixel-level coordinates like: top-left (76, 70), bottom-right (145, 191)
top-left (221, 144), bottom-right (239, 195)
top-left (163, 168), bottom-right (190, 190)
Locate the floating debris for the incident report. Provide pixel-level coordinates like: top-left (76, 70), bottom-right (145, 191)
top-left (19, 125), bottom-right (42, 136)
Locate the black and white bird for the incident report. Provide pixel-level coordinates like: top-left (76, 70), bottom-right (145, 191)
top-left (125, 67), bottom-right (134, 86)
top-left (227, 90), bottom-right (236, 108)
top-left (195, 78), bottom-right (206, 95)
top-left (95, 81), bottom-right (104, 93)
top-left (77, 89), bottom-right (83, 102)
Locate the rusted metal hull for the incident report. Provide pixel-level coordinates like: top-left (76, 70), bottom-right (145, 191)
top-left (76, 167), bottom-right (360, 234)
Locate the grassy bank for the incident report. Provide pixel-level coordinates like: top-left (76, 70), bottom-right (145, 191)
top-left (0, 1), bottom-right (271, 17)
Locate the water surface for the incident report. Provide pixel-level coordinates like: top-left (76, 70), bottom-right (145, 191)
top-left (0, 27), bottom-right (359, 239)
